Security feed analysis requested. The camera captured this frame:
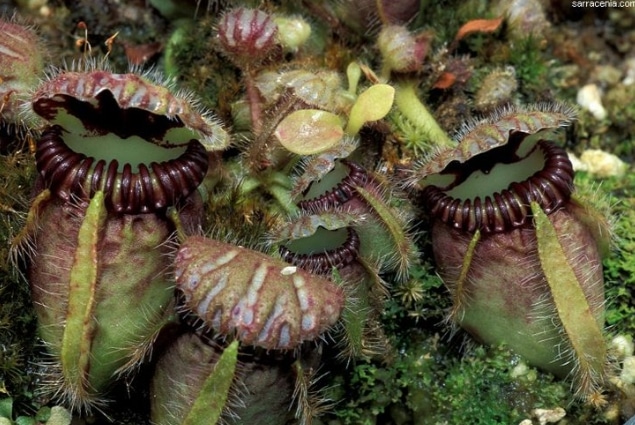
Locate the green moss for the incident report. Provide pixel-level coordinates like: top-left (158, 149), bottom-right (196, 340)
top-left (413, 0), bottom-right (493, 48)
top-left (2, 2), bottom-right (633, 424)
top-left (0, 397), bottom-right (73, 425)
top-left (506, 36), bottom-right (548, 95)
top-left (162, 17), bottom-right (242, 121)
top-left (580, 171), bottom-right (635, 335)
top-left (387, 260), bottom-right (449, 325)
top-left (322, 254), bottom-right (595, 425)
top-left (603, 84), bottom-right (635, 159)
top-left (569, 82), bottom-right (635, 158)
top-left (325, 329), bottom-right (576, 425)
top-left (0, 147), bottom-right (39, 416)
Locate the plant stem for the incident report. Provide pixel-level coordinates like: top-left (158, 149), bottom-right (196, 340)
top-left (393, 82), bottom-right (453, 148)
top-left (245, 67), bottom-right (263, 135)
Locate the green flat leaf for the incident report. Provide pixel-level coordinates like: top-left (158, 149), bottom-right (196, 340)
top-left (45, 406), bottom-right (72, 425)
top-left (274, 109), bottom-right (344, 155)
top-left (0, 397), bottom-right (12, 419)
top-left (346, 84), bottom-right (395, 135)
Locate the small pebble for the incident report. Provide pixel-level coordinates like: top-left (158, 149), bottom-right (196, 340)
top-left (623, 57), bottom-right (635, 85)
top-left (532, 407), bottom-right (566, 425)
top-left (592, 65), bottom-right (622, 86)
top-left (580, 149), bottom-right (628, 178)
top-left (568, 151), bottom-right (587, 172)
top-left (610, 334), bottom-right (635, 360)
top-left (510, 361), bottom-right (530, 378)
top-left (621, 356), bottom-right (635, 385)
top-left (577, 84), bottom-right (607, 120)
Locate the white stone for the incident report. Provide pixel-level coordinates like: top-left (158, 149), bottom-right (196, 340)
top-left (577, 84), bottom-right (607, 120)
top-left (567, 151), bottom-right (588, 172)
top-left (580, 149), bottom-right (628, 178)
top-left (510, 361), bottom-right (530, 378)
top-left (621, 356), bottom-right (635, 384)
top-left (280, 266), bottom-right (297, 275)
top-left (610, 334), bottom-right (635, 360)
top-left (623, 57), bottom-right (635, 85)
top-left (532, 407), bottom-right (566, 425)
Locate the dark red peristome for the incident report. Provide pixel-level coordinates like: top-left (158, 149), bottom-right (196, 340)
top-left (421, 140), bottom-right (574, 233)
top-left (298, 160), bottom-right (370, 212)
top-left (36, 125), bottom-right (209, 214)
top-left (279, 227), bottom-right (361, 275)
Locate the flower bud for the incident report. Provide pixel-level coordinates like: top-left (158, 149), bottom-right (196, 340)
top-left (0, 17), bottom-right (45, 128)
top-left (217, 7), bottom-right (279, 67)
top-left (273, 15), bottom-right (311, 52)
top-left (493, 0), bottom-right (550, 40)
top-left (377, 25), bottom-right (430, 75)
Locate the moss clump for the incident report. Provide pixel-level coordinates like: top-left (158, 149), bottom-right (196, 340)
top-left (0, 145), bottom-right (39, 415)
top-left (603, 84), bottom-right (635, 160)
top-left (321, 257), bottom-right (581, 425)
top-left (505, 36), bottom-right (548, 96)
top-left (582, 170), bottom-right (635, 336)
top-left (325, 330), bottom-right (572, 425)
top-left (163, 18), bottom-right (243, 122)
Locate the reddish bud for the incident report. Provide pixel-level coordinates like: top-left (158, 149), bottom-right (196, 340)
top-left (0, 17), bottom-right (45, 127)
top-left (217, 7), bottom-right (278, 67)
top-left (377, 25), bottom-right (430, 75)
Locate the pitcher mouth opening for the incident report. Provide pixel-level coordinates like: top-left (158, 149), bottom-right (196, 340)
top-left (297, 160), bottom-right (370, 213)
top-left (279, 226), bottom-right (360, 275)
top-left (421, 138), bottom-right (574, 233)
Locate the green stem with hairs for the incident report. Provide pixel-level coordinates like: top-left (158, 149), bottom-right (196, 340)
top-left (266, 171), bottom-right (300, 215)
top-left (353, 184), bottom-right (415, 281)
top-left (393, 82), bottom-right (453, 148)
